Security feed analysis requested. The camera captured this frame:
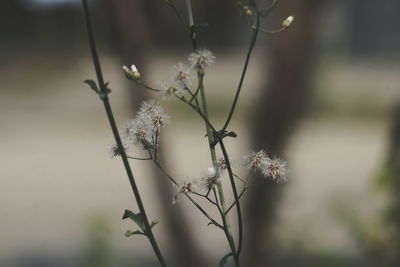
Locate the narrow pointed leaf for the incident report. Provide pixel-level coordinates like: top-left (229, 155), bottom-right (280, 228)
top-left (83, 79), bottom-right (99, 93)
top-left (125, 230), bottom-right (145, 237)
top-left (150, 220), bottom-right (159, 229)
top-left (122, 210), bottom-right (146, 232)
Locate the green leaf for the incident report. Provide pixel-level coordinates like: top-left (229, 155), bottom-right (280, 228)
top-left (122, 210), bottom-right (146, 232)
top-left (219, 253), bottom-right (233, 267)
top-left (125, 230), bottom-right (145, 237)
top-left (150, 220), bottom-right (159, 229)
top-left (83, 79), bottom-right (99, 93)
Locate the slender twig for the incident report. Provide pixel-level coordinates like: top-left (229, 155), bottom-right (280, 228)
top-left (150, 154), bottom-right (223, 229)
top-left (219, 138), bottom-right (244, 255)
top-left (126, 156), bottom-right (152, 161)
top-left (222, 13), bottom-right (260, 132)
top-left (135, 80), bottom-right (161, 92)
top-left (260, 27), bottom-right (287, 34)
top-left (225, 187), bottom-right (247, 215)
top-left (175, 94), bottom-right (218, 133)
top-left (80, 1), bottom-right (167, 266)
top-left (259, 0), bottom-right (279, 17)
top-left (192, 191), bottom-right (219, 207)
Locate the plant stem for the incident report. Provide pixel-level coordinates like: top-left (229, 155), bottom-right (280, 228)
top-left (219, 139), bottom-right (244, 255)
top-left (81, 1), bottom-right (167, 266)
top-left (184, 1), bottom-right (239, 265)
top-left (222, 14), bottom-right (260, 132)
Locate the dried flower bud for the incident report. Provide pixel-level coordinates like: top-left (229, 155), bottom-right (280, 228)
top-left (282, 16), bottom-right (294, 28)
top-left (242, 6), bottom-right (252, 16)
top-left (122, 64), bottom-right (141, 80)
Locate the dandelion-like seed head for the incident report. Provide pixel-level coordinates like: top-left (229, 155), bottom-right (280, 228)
top-left (200, 167), bottom-right (219, 191)
top-left (217, 156), bottom-right (233, 173)
top-left (180, 181), bottom-right (193, 194)
top-left (138, 99), bottom-right (158, 118)
top-left (263, 158), bottom-right (288, 184)
top-left (150, 110), bottom-right (170, 131)
top-left (188, 48), bottom-right (216, 69)
top-left (171, 63), bottom-right (193, 87)
top-left (161, 80), bottom-right (184, 99)
top-left (244, 150), bottom-right (269, 170)
top-left (128, 117), bottom-right (154, 149)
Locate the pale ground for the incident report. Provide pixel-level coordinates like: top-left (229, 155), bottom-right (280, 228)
top-left (0, 53), bottom-right (398, 262)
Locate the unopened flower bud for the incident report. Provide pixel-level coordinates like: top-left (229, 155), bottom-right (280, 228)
top-left (243, 6), bottom-right (252, 16)
top-left (282, 16), bottom-right (294, 28)
top-left (122, 64), bottom-right (141, 80)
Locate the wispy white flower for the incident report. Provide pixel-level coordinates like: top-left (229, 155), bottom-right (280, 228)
top-left (262, 157), bottom-right (288, 184)
top-left (188, 48), bottom-right (216, 69)
top-left (171, 63), bottom-right (194, 87)
top-left (160, 79), bottom-right (185, 99)
top-left (128, 117), bottom-right (154, 149)
top-left (217, 156), bottom-right (233, 173)
top-left (137, 100), bottom-right (170, 131)
top-left (137, 99), bottom-right (159, 118)
top-left (199, 167), bottom-right (219, 192)
top-left (244, 150), bottom-right (269, 171)
top-left (172, 180), bottom-right (197, 205)
top-left (122, 64), bottom-right (141, 80)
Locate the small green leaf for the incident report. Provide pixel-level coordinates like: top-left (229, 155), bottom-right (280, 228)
top-left (226, 131), bottom-right (238, 138)
top-left (150, 220), bottom-right (159, 229)
top-left (83, 79), bottom-right (99, 93)
top-left (122, 210), bottom-right (146, 232)
top-left (219, 253), bottom-right (233, 267)
top-left (125, 230), bottom-right (145, 237)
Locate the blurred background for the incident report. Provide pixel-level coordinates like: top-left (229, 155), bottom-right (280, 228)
top-left (1, 0), bottom-right (400, 266)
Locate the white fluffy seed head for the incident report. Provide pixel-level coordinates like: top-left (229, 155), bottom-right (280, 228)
top-left (171, 63), bottom-right (194, 87)
top-left (199, 167), bottom-right (219, 192)
top-left (160, 79), bottom-right (185, 99)
top-left (262, 157), bottom-right (288, 184)
top-left (127, 117), bottom-right (154, 149)
top-left (188, 48), bottom-right (216, 69)
top-left (244, 150), bottom-right (269, 170)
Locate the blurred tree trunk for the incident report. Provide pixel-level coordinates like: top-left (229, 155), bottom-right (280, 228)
top-left (243, 1), bottom-right (321, 266)
top-left (105, 1), bottom-right (209, 266)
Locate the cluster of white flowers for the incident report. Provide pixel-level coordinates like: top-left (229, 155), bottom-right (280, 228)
top-left (108, 100), bottom-right (170, 157)
top-left (244, 150), bottom-right (288, 183)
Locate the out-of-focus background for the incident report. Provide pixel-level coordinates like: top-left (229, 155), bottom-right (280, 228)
top-left (1, 0), bottom-right (400, 266)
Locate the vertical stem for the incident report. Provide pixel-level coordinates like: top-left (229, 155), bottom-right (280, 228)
top-left (184, 1), bottom-right (239, 265)
top-left (219, 139), bottom-right (243, 255)
top-left (81, 1), bottom-right (167, 266)
top-left (198, 71), bottom-right (240, 266)
top-left (185, 0), bottom-right (197, 49)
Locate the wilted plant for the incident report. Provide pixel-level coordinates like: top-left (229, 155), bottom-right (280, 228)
top-left (81, 0), bottom-right (292, 266)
